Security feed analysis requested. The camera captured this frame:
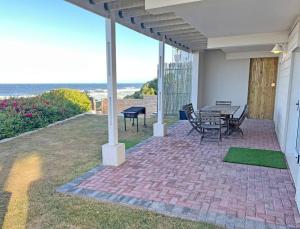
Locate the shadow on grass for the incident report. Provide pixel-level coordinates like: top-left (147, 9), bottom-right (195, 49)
top-left (0, 191), bottom-right (12, 228)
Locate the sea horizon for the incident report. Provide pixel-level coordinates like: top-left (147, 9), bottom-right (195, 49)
top-left (0, 83), bottom-right (143, 100)
top-left (0, 83), bottom-right (143, 96)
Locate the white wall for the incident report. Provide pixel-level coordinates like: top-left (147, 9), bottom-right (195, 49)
top-left (202, 50), bottom-right (250, 112)
top-left (273, 19), bottom-right (300, 209)
top-left (274, 20), bottom-right (300, 150)
top-left (191, 51), bottom-right (205, 110)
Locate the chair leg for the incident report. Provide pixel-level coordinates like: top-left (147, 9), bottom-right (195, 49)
top-left (200, 135), bottom-right (204, 144)
top-left (187, 128), bottom-right (194, 136)
top-left (239, 128), bottom-right (244, 136)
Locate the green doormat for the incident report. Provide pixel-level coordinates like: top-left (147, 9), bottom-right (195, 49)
top-left (224, 147), bottom-right (287, 169)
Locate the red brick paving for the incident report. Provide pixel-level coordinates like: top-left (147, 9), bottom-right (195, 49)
top-left (79, 119), bottom-right (300, 228)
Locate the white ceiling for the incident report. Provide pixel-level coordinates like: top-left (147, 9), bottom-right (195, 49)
top-left (221, 44), bottom-right (275, 53)
top-left (152, 0), bottom-right (300, 38)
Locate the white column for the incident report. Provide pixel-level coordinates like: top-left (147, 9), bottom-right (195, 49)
top-left (102, 16), bottom-right (125, 166)
top-left (153, 41), bottom-right (166, 137)
top-left (191, 51), bottom-right (204, 110)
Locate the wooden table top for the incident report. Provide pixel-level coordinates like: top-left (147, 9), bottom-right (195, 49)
top-left (200, 105), bottom-right (240, 116)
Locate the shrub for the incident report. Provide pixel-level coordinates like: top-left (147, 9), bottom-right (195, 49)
top-left (125, 78), bottom-right (157, 99)
top-left (0, 89), bottom-right (91, 140)
top-left (41, 88), bottom-right (91, 112)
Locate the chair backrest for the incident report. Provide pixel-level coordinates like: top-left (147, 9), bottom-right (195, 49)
top-left (243, 104), bottom-right (249, 118)
top-left (238, 105), bottom-right (248, 124)
top-left (182, 103), bottom-right (196, 120)
top-left (182, 103), bottom-right (202, 133)
top-left (199, 111), bottom-right (221, 125)
top-left (216, 101), bottom-right (232, 106)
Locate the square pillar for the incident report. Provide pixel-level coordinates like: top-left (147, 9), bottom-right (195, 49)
top-left (102, 15), bottom-right (125, 166)
top-left (153, 41), bottom-right (166, 136)
top-left (191, 51), bottom-right (204, 111)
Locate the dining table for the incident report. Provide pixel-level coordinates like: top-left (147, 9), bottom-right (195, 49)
top-left (200, 105), bottom-right (240, 135)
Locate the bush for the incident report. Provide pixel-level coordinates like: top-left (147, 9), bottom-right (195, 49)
top-left (0, 89), bottom-right (91, 140)
top-left (125, 78), bottom-right (157, 99)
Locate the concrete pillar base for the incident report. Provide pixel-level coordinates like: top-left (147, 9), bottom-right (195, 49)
top-left (102, 143), bottom-right (125, 166)
top-left (153, 122), bottom-right (167, 137)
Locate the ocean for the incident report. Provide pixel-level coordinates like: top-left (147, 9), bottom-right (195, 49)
top-left (0, 83), bottom-right (142, 100)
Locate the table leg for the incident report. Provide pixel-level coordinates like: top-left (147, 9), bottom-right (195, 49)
top-left (124, 116), bottom-right (127, 131)
top-left (226, 116), bottom-right (230, 135)
top-left (137, 117), bottom-right (139, 132)
top-left (144, 113), bottom-right (146, 127)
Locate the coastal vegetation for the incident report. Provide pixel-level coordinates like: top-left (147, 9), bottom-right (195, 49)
top-left (0, 89), bottom-right (91, 140)
top-left (124, 78), bottom-right (157, 99)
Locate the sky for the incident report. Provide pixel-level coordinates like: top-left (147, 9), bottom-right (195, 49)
top-left (0, 0), bottom-right (173, 84)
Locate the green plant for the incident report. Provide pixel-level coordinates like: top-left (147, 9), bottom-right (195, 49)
top-left (125, 78), bottom-right (157, 99)
top-left (0, 89), bottom-right (92, 140)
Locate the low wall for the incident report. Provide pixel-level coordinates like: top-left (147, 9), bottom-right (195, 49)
top-left (101, 96), bottom-right (157, 117)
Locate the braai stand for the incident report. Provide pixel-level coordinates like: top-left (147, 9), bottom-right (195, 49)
top-left (122, 107), bottom-right (146, 132)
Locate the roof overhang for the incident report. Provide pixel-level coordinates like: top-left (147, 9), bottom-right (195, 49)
top-left (144, 0), bottom-right (300, 54)
top-left (65, 0), bottom-right (207, 52)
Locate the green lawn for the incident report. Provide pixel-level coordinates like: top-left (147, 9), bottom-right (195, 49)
top-left (0, 114), bottom-right (220, 229)
top-left (224, 147), bottom-right (287, 169)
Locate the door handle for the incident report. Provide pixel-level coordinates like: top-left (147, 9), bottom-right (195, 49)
top-left (297, 100), bottom-right (300, 111)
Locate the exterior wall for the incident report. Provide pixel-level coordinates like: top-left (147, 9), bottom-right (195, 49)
top-left (274, 20), bottom-right (300, 150)
top-left (202, 50), bottom-right (250, 113)
top-left (191, 51), bottom-right (205, 110)
top-left (101, 96), bottom-right (157, 117)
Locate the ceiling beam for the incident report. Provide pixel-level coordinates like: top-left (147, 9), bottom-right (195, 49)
top-left (136, 13), bottom-right (178, 22)
top-left (117, 7), bottom-right (148, 17)
top-left (170, 32), bottom-right (205, 39)
top-left (164, 28), bottom-right (198, 36)
top-left (89, 0), bottom-right (115, 4)
top-left (175, 37), bottom-right (207, 43)
top-left (67, 0), bottom-right (194, 52)
top-left (142, 18), bottom-right (185, 29)
top-left (105, 0), bottom-right (144, 11)
top-left (153, 24), bottom-right (192, 33)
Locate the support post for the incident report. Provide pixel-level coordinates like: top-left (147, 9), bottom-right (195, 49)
top-left (102, 15), bottom-right (125, 166)
top-left (153, 41), bottom-right (166, 136)
top-left (191, 51), bottom-right (204, 110)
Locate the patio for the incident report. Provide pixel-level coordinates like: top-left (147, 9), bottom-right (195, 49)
top-left (58, 119), bottom-right (300, 229)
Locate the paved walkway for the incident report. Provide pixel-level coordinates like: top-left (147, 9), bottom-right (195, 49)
top-left (58, 120), bottom-right (300, 229)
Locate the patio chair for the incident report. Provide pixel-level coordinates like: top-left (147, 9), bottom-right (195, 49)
top-left (182, 103), bottom-right (202, 135)
top-left (216, 101), bottom-right (232, 106)
top-left (228, 105), bottom-right (248, 136)
top-left (216, 100), bottom-right (232, 129)
top-left (199, 111), bottom-right (222, 144)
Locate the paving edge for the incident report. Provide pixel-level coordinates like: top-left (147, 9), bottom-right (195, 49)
top-left (56, 165), bottom-right (291, 229)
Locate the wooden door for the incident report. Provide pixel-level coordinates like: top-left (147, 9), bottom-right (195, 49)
top-left (248, 58), bottom-right (278, 119)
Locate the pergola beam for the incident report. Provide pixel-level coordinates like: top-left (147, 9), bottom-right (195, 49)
top-left (137, 13), bottom-right (178, 23)
top-left (164, 28), bottom-right (198, 36)
top-left (89, 0), bottom-right (115, 4)
top-left (142, 18), bottom-right (185, 29)
top-left (153, 24), bottom-right (192, 33)
top-left (105, 0), bottom-right (144, 11)
top-left (170, 32), bottom-right (206, 39)
top-left (67, 0), bottom-right (207, 52)
top-left (117, 7), bottom-right (148, 17)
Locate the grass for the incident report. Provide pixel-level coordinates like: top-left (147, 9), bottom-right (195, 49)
top-left (224, 147), bottom-right (287, 169)
top-left (0, 114), bottom-right (220, 229)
